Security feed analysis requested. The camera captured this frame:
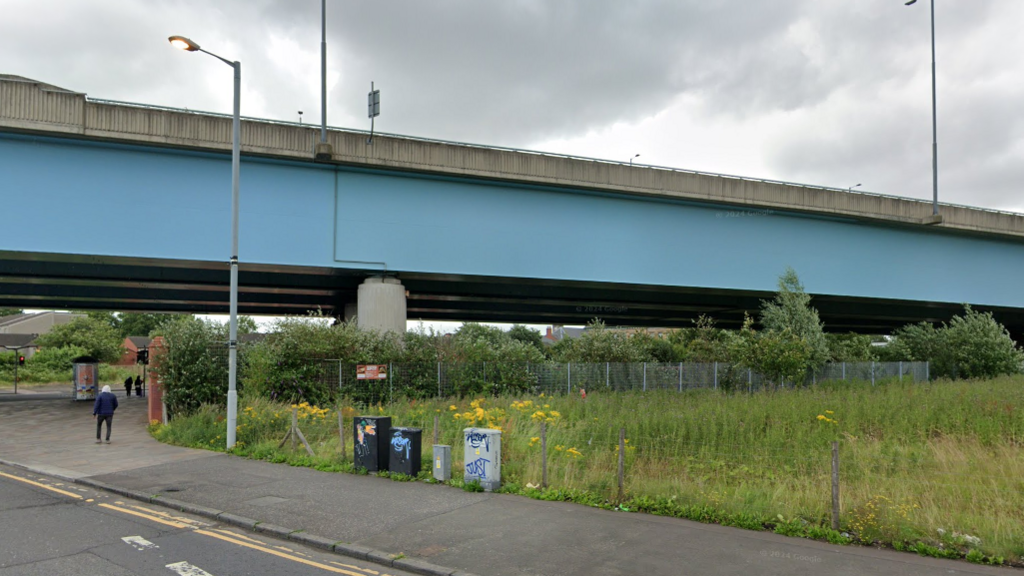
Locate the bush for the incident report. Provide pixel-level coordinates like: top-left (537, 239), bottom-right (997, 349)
top-left (881, 306), bottom-right (1023, 379)
top-left (152, 316), bottom-right (231, 417)
top-left (29, 345), bottom-right (89, 371)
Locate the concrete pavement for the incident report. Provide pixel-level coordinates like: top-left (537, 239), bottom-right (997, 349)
top-left (0, 397), bottom-right (1010, 576)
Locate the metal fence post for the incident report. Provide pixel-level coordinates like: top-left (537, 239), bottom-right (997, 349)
top-left (925, 361), bottom-right (930, 381)
top-left (748, 368), bottom-right (752, 393)
top-left (713, 362), bottom-right (718, 390)
top-left (567, 363), bottom-right (571, 395)
top-left (437, 361), bottom-right (441, 398)
top-left (842, 362), bottom-right (846, 380)
top-left (338, 360), bottom-right (343, 394)
top-left (678, 362), bottom-right (683, 392)
top-left (643, 362), bottom-right (647, 392)
top-left (831, 441), bottom-right (840, 531)
top-left (606, 362), bottom-right (610, 389)
top-left (871, 361), bottom-right (875, 387)
top-left (899, 361), bottom-right (903, 382)
top-left (389, 362), bottom-right (393, 404)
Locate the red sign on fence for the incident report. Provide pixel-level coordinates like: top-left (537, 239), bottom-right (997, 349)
top-left (356, 364), bottom-right (388, 380)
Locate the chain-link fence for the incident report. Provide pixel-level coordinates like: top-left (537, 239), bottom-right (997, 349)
top-left (306, 361), bottom-right (929, 405)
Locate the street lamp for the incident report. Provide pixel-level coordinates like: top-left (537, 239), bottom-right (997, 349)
top-left (629, 154), bottom-right (640, 166)
top-left (904, 0), bottom-right (939, 216)
top-left (169, 34), bottom-right (241, 449)
top-left (848, 183), bottom-right (862, 192)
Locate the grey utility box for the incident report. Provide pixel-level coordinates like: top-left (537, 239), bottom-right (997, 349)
top-left (463, 428), bottom-right (501, 492)
top-left (433, 444), bottom-right (452, 482)
top-left (354, 416), bottom-right (392, 472)
top-left (388, 427), bottom-right (422, 476)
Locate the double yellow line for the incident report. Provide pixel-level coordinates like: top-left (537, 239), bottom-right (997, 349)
top-left (1, 470), bottom-right (385, 576)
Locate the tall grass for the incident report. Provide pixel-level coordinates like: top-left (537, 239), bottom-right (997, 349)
top-left (151, 376), bottom-right (1024, 562)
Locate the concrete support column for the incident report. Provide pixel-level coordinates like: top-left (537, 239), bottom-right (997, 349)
top-left (357, 277), bottom-right (406, 334)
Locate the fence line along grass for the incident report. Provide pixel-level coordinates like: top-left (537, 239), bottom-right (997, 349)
top-left (149, 376), bottom-right (1024, 564)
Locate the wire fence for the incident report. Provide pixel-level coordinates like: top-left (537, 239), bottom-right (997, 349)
top-left (304, 361), bottom-right (929, 405)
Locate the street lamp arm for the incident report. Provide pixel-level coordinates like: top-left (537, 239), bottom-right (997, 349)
top-left (198, 48), bottom-right (237, 68)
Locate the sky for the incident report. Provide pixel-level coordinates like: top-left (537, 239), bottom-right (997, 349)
top-left (6, 1), bottom-right (1024, 331)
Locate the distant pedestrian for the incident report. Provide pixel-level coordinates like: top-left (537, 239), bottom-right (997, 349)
top-left (134, 375), bottom-right (143, 397)
top-left (124, 376), bottom-right (133, 398)
top-left (94, 385), bottom-right (119, 444)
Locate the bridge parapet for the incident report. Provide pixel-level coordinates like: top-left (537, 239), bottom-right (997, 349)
top-left (3, 75), bottom-right (1022, 239)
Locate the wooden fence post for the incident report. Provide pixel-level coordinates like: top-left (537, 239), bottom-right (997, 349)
top-left (291, 407), bottom-right (298, 452)
top-left (339, 403), bottom-right (346, 460)
top-left (541, 421), bottom-right (548, 488)
top-left (617, 427), bottom-right (626, 501)
top-left (831, 441), bottom-right (840, 531)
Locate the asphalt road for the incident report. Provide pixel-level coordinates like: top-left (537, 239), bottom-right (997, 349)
top-left (0, 468), bottom-right (417, 576)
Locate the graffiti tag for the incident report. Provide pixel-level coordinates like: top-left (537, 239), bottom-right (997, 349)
top-left (466, 431), bottom-right (490, 452)
top-left (465, 457), bottom-right (490, 479)
top-left (391, 432), bottom-right (412, 460)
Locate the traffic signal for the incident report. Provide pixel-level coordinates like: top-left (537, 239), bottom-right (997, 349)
top-left (18, 355), bottom-right (25, 366)
top-left (136, 348), bottom-right (149, 365)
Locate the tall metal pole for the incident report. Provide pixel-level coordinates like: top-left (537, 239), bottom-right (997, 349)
top-left (227, 60), bottom-right (241, 449)
top-left (929, 0), bottom-right (938, 215)
top-left (320, 0), bottom-right (327, 143)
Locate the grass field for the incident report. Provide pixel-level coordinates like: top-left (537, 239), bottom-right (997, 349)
top-left (150, 376), bottom-right (1024, 564)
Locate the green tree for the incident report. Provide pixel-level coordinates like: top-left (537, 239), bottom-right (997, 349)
top-left (34, 316), bottom-right (124, 363)
top-left (508, 324), bottom-right (545, 354)
top-left (942, 306), bottom-right (1023, 379)
top-left (760, 268), bottom-right (829, 372)
top-left (732, 316), bottom-right (811, 387)
top-left (878, 306), bottom-right (1023, 379)
top-left (0, 308), bottom-right (22, 318)
top-left (118, 313), bottom-right (179, 338)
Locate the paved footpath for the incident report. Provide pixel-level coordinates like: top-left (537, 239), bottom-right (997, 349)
top-left (0, 396), bottom-right (1010, 576)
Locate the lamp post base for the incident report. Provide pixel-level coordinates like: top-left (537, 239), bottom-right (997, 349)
top-left (314, 142), bottom-right (334, 162)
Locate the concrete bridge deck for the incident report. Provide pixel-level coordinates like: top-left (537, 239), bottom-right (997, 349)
top-left (3, 75), bottom-right (1021, 240)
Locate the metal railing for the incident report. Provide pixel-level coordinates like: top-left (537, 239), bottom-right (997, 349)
top-left (79, 97), bottom-right (1023, 219)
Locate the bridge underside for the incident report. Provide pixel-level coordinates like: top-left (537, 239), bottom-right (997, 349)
top-left (3, 251), bottom-right (1020, 335)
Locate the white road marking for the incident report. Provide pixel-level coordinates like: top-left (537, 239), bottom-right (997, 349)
top-left (122, 535), bottom-right (159, 551)
top-left (166, 561), bottom-right (215, 576)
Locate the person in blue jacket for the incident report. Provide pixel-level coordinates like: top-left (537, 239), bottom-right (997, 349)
top-left (93, 385), bottom-right (119, 444)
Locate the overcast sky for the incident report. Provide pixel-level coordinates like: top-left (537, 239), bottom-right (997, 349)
top-left (3, 0), bottom-right (1023, 213)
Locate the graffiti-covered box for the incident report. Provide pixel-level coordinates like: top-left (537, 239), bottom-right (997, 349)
top-left (463, 428), bottom-right (501, 492)
top-left (388, 427), bottom-right (422, 476)
top-left (354, 416), bottom-right (391, 472)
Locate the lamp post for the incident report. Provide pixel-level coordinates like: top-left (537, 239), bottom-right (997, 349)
top-left (905, 0), bottom-right (939, 216)
top-left (321, 0), bottom-right (327, 143)
top-left (848, 183), bottom-right (862, 192)
top-left (169, 35), bottom-right (241, 449)
top-left (629, 154), bottom-right (640, 166)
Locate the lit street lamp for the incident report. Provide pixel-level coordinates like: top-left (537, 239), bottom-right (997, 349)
top-left (169, 35), bottom-right (241, 449)
top-left (904, 0), bottom-right (939, 216)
